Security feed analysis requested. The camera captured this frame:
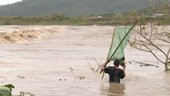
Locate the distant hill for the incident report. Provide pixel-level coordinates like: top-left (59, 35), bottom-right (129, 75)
top-left (0, 0), bottom-right (150, 17)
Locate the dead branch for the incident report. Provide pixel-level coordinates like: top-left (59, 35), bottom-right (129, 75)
top-left (137, 30), bottom-right (169, 60)
top-left (143, 44), bottom-right (166, 64)
top-left (85, 58), bottom-right (95, 72)
top-left (131, 60), bottom-right (159, 67)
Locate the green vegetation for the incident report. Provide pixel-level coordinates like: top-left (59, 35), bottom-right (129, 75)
top-left (0, 14), bottom-right (170, 25)
top-left (0, 0), bottom-right (169, 25)
top-left (0, 15), bottom-right (88, 25)
top-left (0, 0), bottom-right (149, 17)
top-left (0, 84), bottom-right (14, 96)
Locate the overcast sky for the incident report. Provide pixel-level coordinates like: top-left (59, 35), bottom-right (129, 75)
top-left (0, 0), bottom-right (22, 5)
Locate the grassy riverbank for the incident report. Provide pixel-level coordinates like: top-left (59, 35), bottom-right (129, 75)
top-left (0, 15), bottom-right (170, 25)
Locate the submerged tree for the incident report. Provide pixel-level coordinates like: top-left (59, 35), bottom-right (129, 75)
top-left (129, 19), bottom-right (170, 71)
top-left (129, 0), bottom-right (170, 71)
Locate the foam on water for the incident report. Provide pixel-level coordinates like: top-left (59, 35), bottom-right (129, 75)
top-left (0, 26), bottom-right (61, 44)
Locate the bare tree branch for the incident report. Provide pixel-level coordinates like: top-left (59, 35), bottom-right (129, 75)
top-left (138, 30), bottom-right (169, 59)
top-left (167, 48), bottom-right (170, 61)
top-left (143, 44), bottom-right (165, 64)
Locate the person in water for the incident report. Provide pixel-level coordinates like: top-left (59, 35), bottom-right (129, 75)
top-left (102, 59), bottom-right (126, 83)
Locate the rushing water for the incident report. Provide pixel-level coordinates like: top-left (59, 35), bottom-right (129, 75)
top-left (0, 26), bottom-right (170, 96)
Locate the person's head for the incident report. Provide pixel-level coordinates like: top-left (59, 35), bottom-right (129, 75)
top-left (114, 59), bottom-right (120, 67)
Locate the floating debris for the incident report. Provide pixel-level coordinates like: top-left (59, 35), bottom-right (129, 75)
top-left (74, 76), bottom-right (85, 80)
top-left (17, 76), bottom-right (25, 79)
top-left (19, 91), bottom-right (35, 96)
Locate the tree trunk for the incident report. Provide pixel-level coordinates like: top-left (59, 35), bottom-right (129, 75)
top-left (165, 48), bottom-right (170, 71)
top-left (165, 63), bottom-right (168, 71)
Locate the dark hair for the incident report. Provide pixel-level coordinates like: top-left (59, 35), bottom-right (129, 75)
top-left (114, 59), bottom-right (120, 67)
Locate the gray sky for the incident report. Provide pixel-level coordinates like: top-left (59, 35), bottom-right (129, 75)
top-left (0, 0), bottom-right (22, 5)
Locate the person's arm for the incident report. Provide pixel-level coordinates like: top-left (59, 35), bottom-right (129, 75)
top-left (122, 65), bottom-right (126, 76)
top-left (119, 66), bottom-right (126, 79)
top-left (102, 66), bottom-right (112, 73)
top-left (101, 60), bottom-right (110, 70)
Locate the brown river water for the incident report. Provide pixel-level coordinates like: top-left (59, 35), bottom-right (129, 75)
top-left (0, 25), bottom-right (170, 96)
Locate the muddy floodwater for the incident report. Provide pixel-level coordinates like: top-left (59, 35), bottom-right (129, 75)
top-left (0, 25), bottom-right (170, 96)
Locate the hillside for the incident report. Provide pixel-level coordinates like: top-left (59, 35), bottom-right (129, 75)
top-left (0, 0), bottom-right (150, 16)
